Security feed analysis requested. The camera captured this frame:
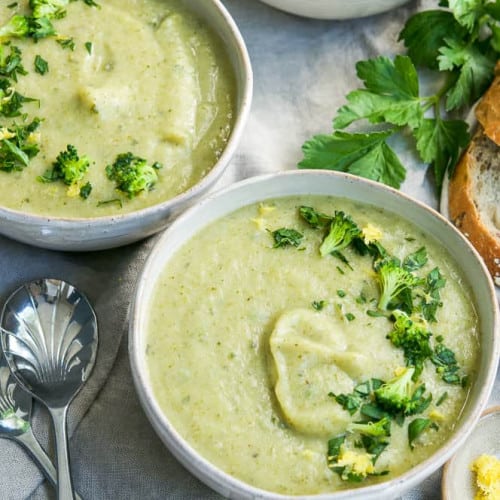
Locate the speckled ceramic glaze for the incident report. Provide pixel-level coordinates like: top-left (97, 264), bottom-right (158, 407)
top-left (0, 0), bottom-right (253, 252)
top-left (257, 0), bottom-right (411, 20)
top-left (130, 170), bottom-right (499, 500)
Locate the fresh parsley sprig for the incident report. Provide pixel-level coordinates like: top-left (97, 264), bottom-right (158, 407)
top-left (299, 0), bottom-right (500, 192)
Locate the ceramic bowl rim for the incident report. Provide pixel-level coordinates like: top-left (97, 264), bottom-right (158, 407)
top-left (129, 169), bottom-right (499, 499)
top-left (256, 0), bottom-right (411, 20)
top-left (0, 0), bottom-right (253, 239)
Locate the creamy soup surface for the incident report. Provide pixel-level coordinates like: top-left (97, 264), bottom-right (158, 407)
top-left (146, 196), bottom-right (479, 495)
top-left (0, 0), bottom-right (235, 217)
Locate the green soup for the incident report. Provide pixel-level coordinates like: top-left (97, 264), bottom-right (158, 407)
top-left (0, 0), bottom-right (236, 216)
top-left (146, 196), bottom-right (479, 496)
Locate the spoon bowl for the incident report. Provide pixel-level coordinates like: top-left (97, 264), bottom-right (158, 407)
top-left (0, 279), bottom-right (98, 500)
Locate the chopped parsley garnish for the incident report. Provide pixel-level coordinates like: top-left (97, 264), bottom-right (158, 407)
top-left (271, 227), bottom-right (303, 248)
top-left (0, 118), bottom-right (41, 172)
top-left (408, 418), bottom-right (432, 450)
top-left (56, 37), bottom-right (75, 51)
top-left (0, 45), bottom-right (27, 81)
top-left (34, 54), bottom-right (48, 75)
top-left (79, 181), bottom-right (92, 199)
top-left (312, 300), bottom-right (327, 311)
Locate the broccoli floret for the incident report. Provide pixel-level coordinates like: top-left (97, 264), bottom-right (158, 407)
top-left (388, 310), bottom-right (433, 379)
top-left (327, 434), bottom-right (387, 482)
top-left (29, 0), bottom-right (69, 19)
top-left (348, 416), bottom-right (391, 462)
top-left (319, 210), bottom-right (361, 256)
top-left (39, 144), bottom-right (90, 185)
top-left (106, 152), bottom-right (161, 198)
top-left (375, 257), bottom-right (422, 311)
top-left (348, 416), bottom-right (391, 439)
top-left (0, 15), bottom-right (30, 40)
top-left (374, 367), bottom-right (431, 416)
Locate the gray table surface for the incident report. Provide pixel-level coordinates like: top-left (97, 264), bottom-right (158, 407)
top-left (0, 0), bottom-right (498, 498)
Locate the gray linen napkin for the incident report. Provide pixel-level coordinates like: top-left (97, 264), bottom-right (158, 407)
top-left (0, 235), bottom-right (153, 498)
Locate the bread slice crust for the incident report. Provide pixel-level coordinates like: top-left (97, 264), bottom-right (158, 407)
top-left (448, 129), bottom-right (500, 285)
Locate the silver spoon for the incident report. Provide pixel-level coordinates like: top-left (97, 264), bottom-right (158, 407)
top-left (0, 354), bottom-right (83, 499)
top-left (0, 279), bottom-right (98, 500)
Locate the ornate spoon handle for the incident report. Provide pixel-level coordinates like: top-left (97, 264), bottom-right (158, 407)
top-left (15, 428), bottom-right (82, 500)
top-left (50, 405), bottom-right (75, 500)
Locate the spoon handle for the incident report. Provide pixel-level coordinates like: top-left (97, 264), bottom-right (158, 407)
top-left (14, 430), bottom-right (83, 500)
top-left (16, 429), bottom-right (57, 486)
top-left (49, 405), bottom-right (76, 500)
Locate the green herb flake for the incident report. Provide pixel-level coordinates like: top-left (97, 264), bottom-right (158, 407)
top-left (337, 289), bottom-right (346, 298)
top-left (79, 181), bottom-right (92, 199)
top-left (312, 300), bottom-right (327, 311)
top-left (97, 198), bottom-right (123, 209)
top-left (345, 312), bottom-right (355, 322)
top-left (84, 41), bottom-right (92, 54)
top-left (34, 54), bottom-right (48, 75)
top-left (436, 392), bottom-right (448, 407)
top-left (0, 118), bottom-right (41, 172)
top-left (408, 418), bottom-right (431, 450)
top-left (271, 227), bottom-right (303, 248)
top-left (57, 37), bottom-right (75, 51)
top-left (0, 45), bottom-right (27, 81)
top-left (366, 309), bottom-right (386, 318)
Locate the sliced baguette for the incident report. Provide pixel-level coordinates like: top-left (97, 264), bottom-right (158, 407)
top-left (448, 66), bottom-right (500, 287)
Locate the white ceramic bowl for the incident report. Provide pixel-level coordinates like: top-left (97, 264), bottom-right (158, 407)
top-left (257, 0), bottom-right (411, 20)
top-left (130, 170), bottom-right (499, 499)
top-left (0, 0), bottom-right (252, 252)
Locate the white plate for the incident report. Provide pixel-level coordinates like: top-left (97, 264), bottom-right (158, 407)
top-left (442, 406), bottom-right (500, 500)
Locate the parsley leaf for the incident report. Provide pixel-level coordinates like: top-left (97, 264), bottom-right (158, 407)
top-left (448, 0), bottom-right (485, 31)
top-left (0, 45), bottom-right (27, 81)
top-left (0, 118), bottom-right (41, 172)
top-left (34, 54), bottom-right (48, 75)
top-left (56, 37), bottom-right (75, 51)
top-left (438, 38), bottom-right (496, 109)
top-left (0, 78), bottom-right (37, 117)
top-left (334, 56), bottom-right (422, 129)
top-left (79, 181), bottom-right (92, 199)
top-left (299, 1), bottom-right (500, 193)
top-left (408, 417), bottom-right (432, 449)
top-left (399, 10), bottom-right (466, 69)
top-left (271, 228), bottom-right (303, 248)
top-left (299, 130), bottom-right (406, 188)
top-left (414, 117), bottom-right (469, 187)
